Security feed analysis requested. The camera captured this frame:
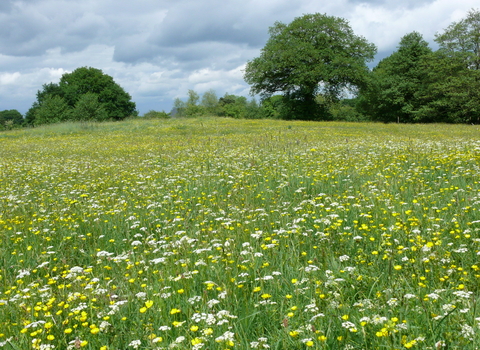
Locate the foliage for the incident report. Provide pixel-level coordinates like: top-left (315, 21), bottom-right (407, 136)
top-left (69, 92), bottom-right (109, 122)
top-left (218, 94), bottom-right (248, 118)
top-left (0, 109), bottom-right (23, 130)
top-left (1, 118), bottom-right (480, 349)
top-left (357, 32), bottom-right (432, 123)
top-left (172, 98), bottom-right (186, 117)
top-left (33, 95), bottom-right (71, 125)
top-left (173, 90), bottom-right (262, 119)
top-left (200, 89), bottom-right (220, 115)
top-left (435, 8), bottom-right (480, 70)
top-left (27, 67), bottom-right (137, 125)
top-left (184, 89), bottom-right (205, 117)
top-left (414, 51), bottom-right (480, 123)
top-left (244, 13), bottom-right (376, 120)
top-left (142, 110), bottom-right (170, 119)
top-left (329, 99), bottom-right (368, 122)
top-left (59, 67), bottom-right (137, 120)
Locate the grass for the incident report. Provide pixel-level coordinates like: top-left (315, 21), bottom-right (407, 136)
top-left (0, 117), bottom-right (480, 350)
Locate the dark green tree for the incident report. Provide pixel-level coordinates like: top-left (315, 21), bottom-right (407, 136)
top-left (27, 67), bottom-right (137, 125)
top-left (408, 9), bottom-right (480, 124)
top-left (34, 95), bottom-right (71, 125)
top-left (357, 32), bottom-right (432, 123)
top-left (69, 92), bottom-right (109, 122)
top-left (244, 13), bottom-right (376, 120)
top-left (0, 109), bottom-right (23, 129)
top-left (414, 50), bottom-right (480, 124)
top-left (59, 67), bottom-right (137, 120)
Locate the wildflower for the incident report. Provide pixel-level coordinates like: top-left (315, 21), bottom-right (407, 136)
top-left (128, 340), bottom-right (141, 349)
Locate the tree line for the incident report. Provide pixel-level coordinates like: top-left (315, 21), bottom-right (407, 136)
top-left (1, 8), bottom-right (479, 130)
top-left (244, 9), bottom-right (480, 123)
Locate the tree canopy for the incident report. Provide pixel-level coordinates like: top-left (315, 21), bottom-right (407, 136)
top-left (435, 8), bottom-right (480, 70)
top-left (357, 32), bottom-right (433, 123)
top-left (244, 13), bottom-right (376, 120)
top-left (27, 67), bottom-right (137, 125)
top-left (0, 109), bottom-right (23, 130)
top-left (356, 9), bottom-right (480, 124)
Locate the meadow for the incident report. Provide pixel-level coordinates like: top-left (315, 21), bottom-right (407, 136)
top-left (0, 117), bottom-right (479, 350)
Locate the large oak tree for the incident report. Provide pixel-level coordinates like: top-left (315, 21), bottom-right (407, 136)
top-left (244, 13), bottom-right (376, 120)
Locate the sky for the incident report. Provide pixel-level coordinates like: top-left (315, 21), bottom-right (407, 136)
top-left (0, 0), bottom-right (477, 116)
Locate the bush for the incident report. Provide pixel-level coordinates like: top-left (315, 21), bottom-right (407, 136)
top-left (143, 110), bottom-right (170, 119)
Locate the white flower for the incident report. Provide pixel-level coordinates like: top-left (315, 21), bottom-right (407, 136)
top-left (342, 321), bottom-right (358, 332)
top-left (128, 340), bottom-right (141, 349)
top-left (339, 255), bottom-right (350, 262)
top-left (135, 292), bottom-right (147, 300)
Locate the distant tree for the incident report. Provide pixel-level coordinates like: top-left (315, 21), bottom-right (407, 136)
top-left (143, 110), bottom-right (170, 119)
top-left (0, 109), bottom-right (23, 129)
top-left (244, 13), bottom-right (376, 120)
top-left (357, 32), bottom-right (432, 122)
top-left (34, 95), bottom-right (71, 125)
top-left (184, 90), bottom-right (204, 117)
top-left (259, 95), bottom-right (286, 119)
top-left (59, 67), bottom-right (137, 120)
top-left (171, 98), bottom-right (185, 117)
top-left (414, 51), bottom-right (480, 124)
top-left (217, 94), bottom-right (248, 119)
top-left (201, 89), bottom-right (219, 115)
top-left (407, 9), bottom-right (480, 124)
top-left (27, 67), bottom-right (137, 125)
top-left (69, 92), bottom-right (109, 122)
top-left (244, 98), bottom-right (262, 119)
top-left (435, 8), bottom-right (480, 70)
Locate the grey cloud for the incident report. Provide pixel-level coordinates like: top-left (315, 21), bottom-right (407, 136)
top-left (348, 0), bottom-right (435, 7)
top-left (146, 0), bottom-right (294, 49)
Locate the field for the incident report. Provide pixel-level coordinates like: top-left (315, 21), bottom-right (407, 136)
top-left (1, 118), bottom-right (480, 350)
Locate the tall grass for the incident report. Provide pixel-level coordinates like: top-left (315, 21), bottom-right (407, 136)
top-left (1, 118), bottom-right (479, 349)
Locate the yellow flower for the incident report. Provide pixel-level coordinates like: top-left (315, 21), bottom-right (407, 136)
top-left (145, 300), bottom-right (154, 308)
top-left (190, 325), bottom-right (199, 332)
top-left (139, 307), bottom-right (147, 313)
top-left (318, 335), bottom-right (327, 342)
top-left (305, 340), bottom-right (314, 347)
top-left (191, 338), bottom-right (203, 345)
top-left (64, 328), bottom-right (72, 334)
top-left (289, 331), bottom-right (299, 337)
top-left (170, 308), bottom-right (181, 315)
top-left (253, 287), bottom-right (261, 292)
top-left (394, 265), bottom-right (402, 271)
